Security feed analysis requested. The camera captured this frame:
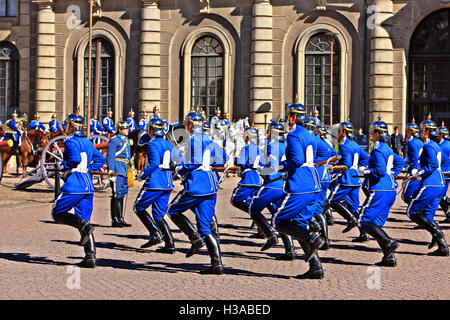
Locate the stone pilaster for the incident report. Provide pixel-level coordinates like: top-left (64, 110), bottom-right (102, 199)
top-left (140, 0), bottom-right (161, 114)
top-left (250, 0), bottom-right (273, 127)
top-left (34, 0), bottom-right (56, 123)
top-left (369, 0), bottom-right (394, 127)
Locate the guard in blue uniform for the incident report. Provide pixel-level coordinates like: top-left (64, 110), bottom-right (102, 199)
top-left (61, 113), bottom-right (69, 132)
top-left (436, 123), bottom-right (450, 223)
top-left (231, 127), bottom-right (263, 216)
top-left (29, 113), bottom-right (47, 132)
top-left (5, 110), bottom-right (24, 153)
top-left (49, 114), bottom-right (62, 133)
top-left (134, 119), bottom-right (184, 253)
top-left (220, 112), bottom-right (231, 126)
top-left (149, 106), bottom-right (160, 121)
top-left (272, 103), bottom-right (325, 279)
top-left (210, 108), bottom-right (221, 126)
top-left (249, 122), bottom-right (297, 260)
top-left (306, 121), bottom-right (339, 250)
top-left (126, 109), bottom-right (138, 132)
top-left (402, 120), bottom-right (424, 204)
top-left (90, 113), bottom-right (105, 144)
top-left (167, 113), bottom-right (228, 274)
top-left (103, 109), bottom-right (116, 135)
top-left (406, 119), bottom-right (449, 256)
top-left (310, 107), bottom-right (322, 127)
top-left (139, 111), bottom-right (148, 131)
top-left (106, 121), bottom-right (132, 228)
top-left (358, 120), bottom-right (404, 266)
top-left (51, 113), bottom-right (106, 268)
top-left (327, 121), bottom-right (370, 235)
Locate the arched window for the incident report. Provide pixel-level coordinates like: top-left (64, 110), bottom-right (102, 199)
top-left (84, 38), bottom-right (115, 120)
top-left (304, 32), bottom-right (340, 126)
top-left (409, 9), bottom-right (450, 124)
top-left (0, 41), bottom-right (18, 123)
top-left (191, 35), bottom-right (224, 119)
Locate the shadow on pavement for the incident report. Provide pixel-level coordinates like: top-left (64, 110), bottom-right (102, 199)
top-left (0, 252), bottom-right (68, 266)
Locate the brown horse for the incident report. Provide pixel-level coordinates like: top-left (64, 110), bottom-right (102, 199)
top-left (2, 129), bottom-right (49, 174)
top-left (128, 130), bottom-right (148, 174)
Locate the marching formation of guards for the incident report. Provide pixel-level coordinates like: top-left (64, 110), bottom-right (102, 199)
top-left (2, 103), bottom-right (448, 279)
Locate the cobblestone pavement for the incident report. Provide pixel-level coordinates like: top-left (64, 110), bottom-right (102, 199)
top-left (0, 172), bottom-right (449, 300)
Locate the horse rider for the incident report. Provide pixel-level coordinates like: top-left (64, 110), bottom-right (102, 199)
top-left (134, 118), bottom-right (184, 253)
top-left (210, 108), bottom-right (221, 128)
top-left (310, 107), bottom-right (322, 127)
top-left (220, 112), bottom-right (231, 127)
top-left (358, 119), bottom-right (404, 267)
top-left (149, 106), bottom-right (160, 121)
top-left (29, 112), bottom-right (47, 133)
top-left (103, 109), bottom-right (116, 136)
top-left (49, 114), bottom-right (62, 133)
top-left (62, 113), bottom-right (70, 132)
top-left (51, 113), bottom-right (106, 268)
top-left (272, 103), bottom-right (325, 279)
top-left (326, 121), bottom-right (370, 239)
top-left (406, 118), bottom-right (449, 257)
top-left (139, 111), bottom-right (148, 131)
top-left (89, 113), bottom-right (105, 144)
top-left (106, 121), bottom-right (132, 228)
top-left (126, 108), bottom-right (138, 133)
top-left (436, 123), bottom-right (450, 224)
top-left (167, 113), bottom-right (228, 274)
top-left (5, 110), bottom-right (25, 154)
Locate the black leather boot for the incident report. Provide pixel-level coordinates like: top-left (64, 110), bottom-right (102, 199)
top-left (275, 221), bottom-right (324, 262)
top-left (410, 212), bottom-right (449, 256)
top-left (170, 212), bottom-right (205, 258)
top-left (155, 219), bottom-right (175, 254)
top-left (118, 198), bottom-right (132, 227)
top-left (200, 234), bottom-right (224, 275)
top-left (324, 205), bottom-right (334, 225)
top-left (53, 211), bottom-right (95, 246)
top-left (360, 222), bottom-right (399, 263)
top-left (135, 210), bottom-right (163, 248)
top-left (375, 253), bottom-right (397, 267)
top-left (276, 233), bottom-right (296, 260)
top-left (352, 229), bottom-right (370, 242)
top-left (249, 225), bottom-right (266, 239)
top-left (77, 234), bottom-right (96, 268)
top-left (295, 241), bottom-right (324, 279)
top-left (251, 212), bottom-right (278, 251)
top-left (440, 197), bottom-right (449, 215)
top-left (330, 201), bottom-right (358, 233)
top-left (309, 216), bottom-right (321, 233)
top-left (315, 214), bottom-right (330, 250)
top-left (111, 197), bottom-right (123, 228)
top-left (210, 214), bottom-right (220, 240)
top-left (441, 197), bottom-right (450, 223)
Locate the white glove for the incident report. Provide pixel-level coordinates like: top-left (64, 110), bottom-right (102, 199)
top-left (411, 169), bottom-right (418, 176)
top-left (174, 165), bottom-right (182, 174)
top-left (19, 130), bottom-right (24, 135)
top-left (357, 166), bottom-right (368, 176)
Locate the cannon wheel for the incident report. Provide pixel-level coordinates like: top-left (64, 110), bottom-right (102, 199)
top-left (87, 135), bottom-right (110, 191)
top-left (41, 135), bottom-right (69, 190)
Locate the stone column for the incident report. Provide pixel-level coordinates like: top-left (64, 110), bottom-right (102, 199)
top-left (140, 0), bottom-right (161, 114)
top-left (34, 0), bottom-right (56, 124)
top-left (369, 0), bottom-right (394, 127)
top-left (250, 0), bottom-right (273, 127)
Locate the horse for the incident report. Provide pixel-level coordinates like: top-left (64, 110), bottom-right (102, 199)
top-left (2, 129), bottom-right (49, 175)
top-left (49, 129), bottom-right (66, 141)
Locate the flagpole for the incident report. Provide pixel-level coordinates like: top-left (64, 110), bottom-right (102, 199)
top-left (86, 0), bottom-right (93, 136)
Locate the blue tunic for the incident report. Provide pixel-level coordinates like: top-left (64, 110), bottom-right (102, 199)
top-left (336, 137), bottom-right (370, 186)
top-left (49, 120), bottom-right (62, 132)
top-left (29, 120), bottom-right (46, 131)
top-left (103, 117), bottom-right (116, 134)
top-left (280, 124), bottom-right (321, 194)
top-left (60, 134), bottom-right (106, 194)
top-left (126, 117), bottom-right (137, 132)
top-left (139, 119), bottom-right (148, 131)
top-left (90, 118), bottom-right (104, 135)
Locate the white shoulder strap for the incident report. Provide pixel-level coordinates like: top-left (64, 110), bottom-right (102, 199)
top-left (437, 151), bottom-right (442, 170)
top-left (303, 145), bottom-right (314, 167)
top-left (352, 153), bottom-right (359, 170)
top-left (159, 150), bottom-right (171, 170)
top-left (386, 155), bottom-right (394, 175)
top-left (201, 148), bottom-right (211, 171)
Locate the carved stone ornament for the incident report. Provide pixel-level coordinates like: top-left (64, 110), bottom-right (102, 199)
top-left (89, 0), bottom-right (102, 18)
top-left (199, 0), bottom-right (210, 13)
